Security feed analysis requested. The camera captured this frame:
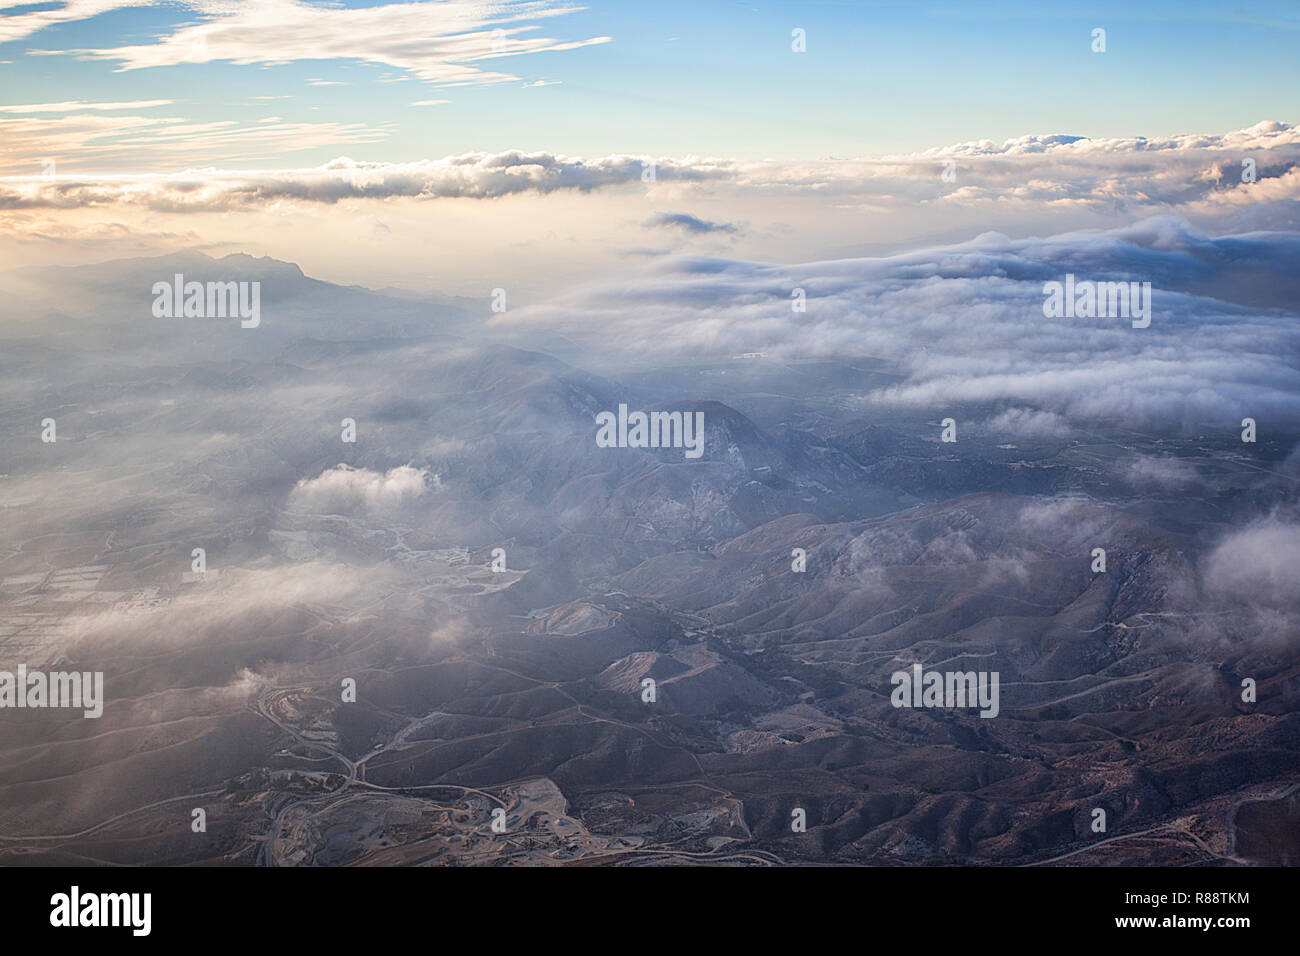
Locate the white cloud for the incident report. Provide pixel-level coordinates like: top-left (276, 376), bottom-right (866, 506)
top-left (918, 121), bottom-right (1300, 158)
top-left (2, 121), bottom-right (1296, 226)
top-left (492, 216), bottom-right (1300, 430)
top-left (0, 100), bottom-right (173, 113)
top-left (62, 561), bottom-right (398, 655)
top-left (0, 151), bottom-right (717, 207)
top-left (3, 122), bottom-right (1297, 309)
top-left (289, 464), bottom-right (434, 514)
top-left (48, 0), bottom-right (611, 88)
top-left (1203, 518), bottom-right (1300, 609)
top-left (0, 0), bottom-right (156, 44)
top-left (0, 113), bottom-right (391, 176)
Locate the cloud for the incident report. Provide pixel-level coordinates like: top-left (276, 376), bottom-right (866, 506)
top-left (644, 212), bottom-right (738, 235)
top-left (1124, 455), bottom-right (1199, 489)
top-left (288, 464), bottom-right (434, 514)
top-left (62, 561), bottom-right (396, 655)
top-left (0, 100), bottom-right (173, 113)
top-left (492, 217), bottom-right (1300, 430)
top-left (1203, 517), bottom-right (1300, 610)
top-left (0, 151), bottom-right (719, 208)
top-left (984, 407), bottom-right (1072, 439)
top-left (45, 0), bottom-right (611, 89)
top-left (0, 113), bottom-right (392, 176)
top-left (3, 121), bottom-right (1298, 318)
top-left (3, 121), bottom-right (1296, 231)
top-left (410, 100), bottom-right (451, 108)
top-left (0, 0), bottom-right (156, 44)
top-left (919, 122), bottom-right (1300, 158)
top-left (1015, 497), bottom-right (1114, 546)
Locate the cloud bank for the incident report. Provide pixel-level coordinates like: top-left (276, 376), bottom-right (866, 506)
top-left (0, 152), bottom-right (718, 208)
top-left (495, 217), bottom-right (1300, 431)
top-left (3, 122), bottom-right (1296, 223)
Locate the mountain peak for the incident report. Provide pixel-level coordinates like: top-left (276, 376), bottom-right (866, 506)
top-left (215, 253), bottom-right (305, 280)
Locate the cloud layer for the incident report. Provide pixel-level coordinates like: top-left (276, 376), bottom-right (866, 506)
top-left (0, 152), bottom-right (715, 207)
top-left (495, 217), bottom-right (1300, 430)
top-left (4, 121), bottom-right (1297, 221)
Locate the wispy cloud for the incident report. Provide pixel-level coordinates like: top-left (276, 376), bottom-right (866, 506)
top-left (0, 114), bottom-right (393, 175)
top-left (0, 0), bottom-right (156, 44)
top-left (38, 0), bottom-right (611, 88)
top-left (0, 100), bottom-right (173, 113)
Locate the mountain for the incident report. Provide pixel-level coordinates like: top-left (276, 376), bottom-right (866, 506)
top-left (0, 251), bottom-right (1296, 867)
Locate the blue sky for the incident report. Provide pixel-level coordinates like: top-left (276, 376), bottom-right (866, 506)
top-left (2, 0), bottom-right (1297, 169)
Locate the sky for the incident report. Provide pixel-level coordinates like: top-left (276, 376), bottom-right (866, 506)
top-left (0, 0), bottom-right (1297, 295)
top-left (3, 3), bottom-right (1300, 877)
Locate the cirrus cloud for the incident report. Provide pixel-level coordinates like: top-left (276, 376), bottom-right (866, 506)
top-left (37, 0), bottom-right (611, 89)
